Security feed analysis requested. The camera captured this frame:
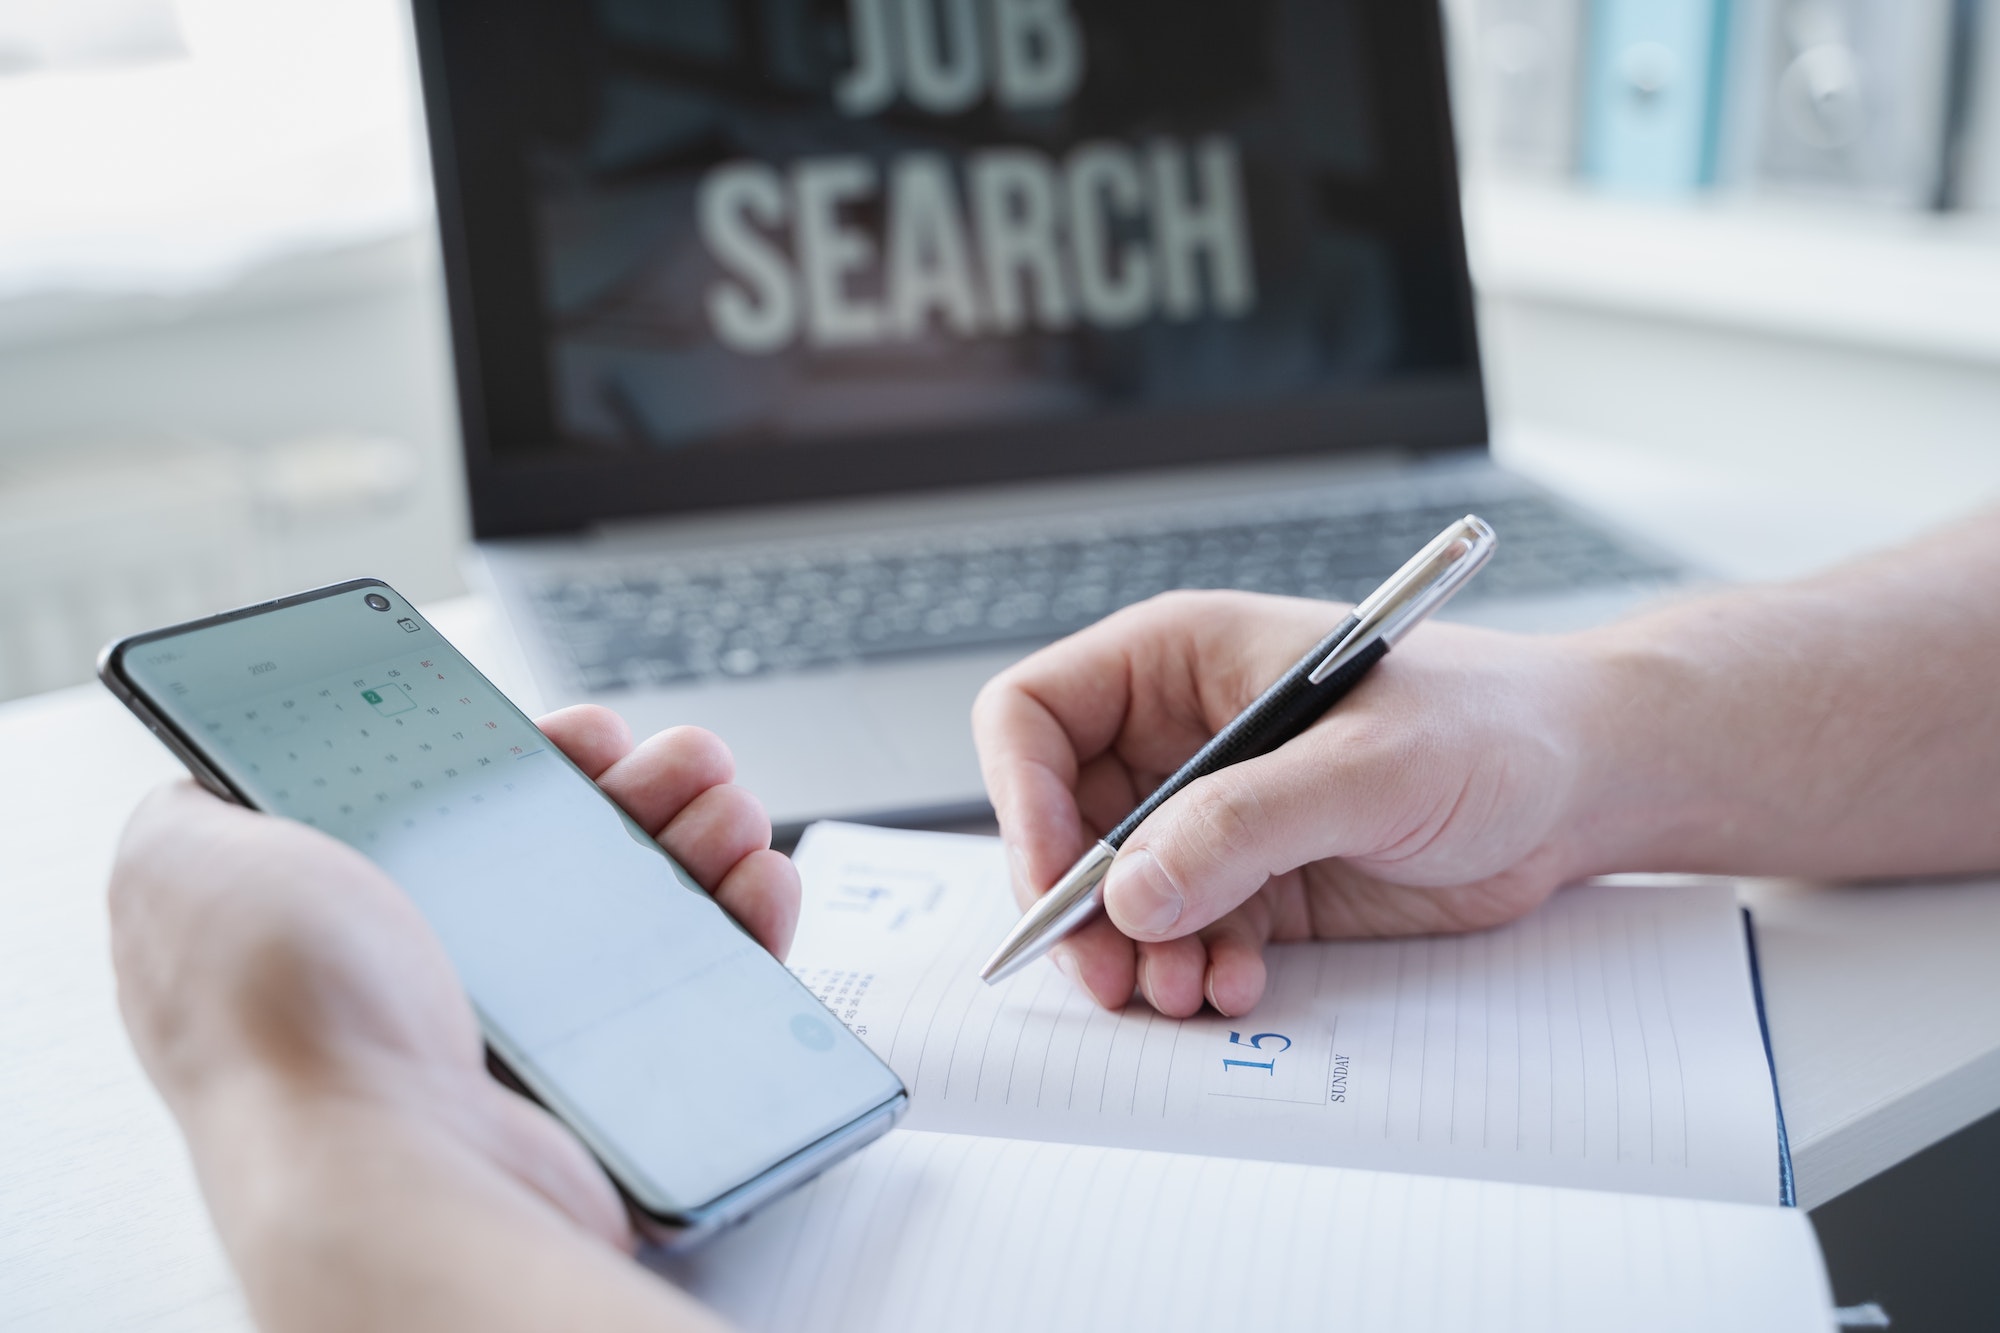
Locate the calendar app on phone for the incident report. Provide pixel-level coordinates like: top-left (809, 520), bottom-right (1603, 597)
top-left (189, 642), bottom-right (556, 848)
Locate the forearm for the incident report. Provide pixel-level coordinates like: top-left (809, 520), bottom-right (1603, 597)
top-left (1573, 508), bottom-right (2000, 879)
top-left (177, 1074), bottom-right (726, 1333)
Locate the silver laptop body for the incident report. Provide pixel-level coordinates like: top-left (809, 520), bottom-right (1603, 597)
top-left (468, 450), bottom-right (1678, 832)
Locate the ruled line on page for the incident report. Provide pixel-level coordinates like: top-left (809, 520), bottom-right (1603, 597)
top-left (661, 1127), bottom-right (1822, 1333)
top-left (785, 823), bottom-right (1782, 1203)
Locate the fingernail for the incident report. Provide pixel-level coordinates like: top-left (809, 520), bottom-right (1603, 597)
top-left (1053, 949), bottom-right (1083, 990)
top-left (1104, 850), bottom-right (1182, 936)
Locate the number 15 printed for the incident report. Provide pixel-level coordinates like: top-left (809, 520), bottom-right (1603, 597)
top-left (1222, 1030), bottom-right (1292, 1074)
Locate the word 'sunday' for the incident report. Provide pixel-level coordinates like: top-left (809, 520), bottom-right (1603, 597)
top-left (696, 0), bottom-right (1259, 354)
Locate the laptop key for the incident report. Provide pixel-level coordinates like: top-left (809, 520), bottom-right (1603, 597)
top-left (530, 494), bottom-right (1675, 692)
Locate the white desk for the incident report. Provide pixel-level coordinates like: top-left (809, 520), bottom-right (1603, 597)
top-left (6, 436), bottom-right (2000, 1331)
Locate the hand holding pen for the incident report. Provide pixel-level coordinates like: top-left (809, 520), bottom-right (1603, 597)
top-left (971, 516), bottom-right (1603, 1017)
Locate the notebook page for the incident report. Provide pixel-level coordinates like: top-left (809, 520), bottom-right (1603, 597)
top-left (656, 1130), bottom-right (1832, 1333)
top-left (788, 823), bottom-right (1782, 1203)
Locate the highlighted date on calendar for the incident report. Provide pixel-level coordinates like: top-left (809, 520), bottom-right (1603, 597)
top-left (361, 684), bottom-right (417, 716)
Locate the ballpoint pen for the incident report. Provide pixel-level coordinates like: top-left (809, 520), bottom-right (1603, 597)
top-left (978, 514), bottom-right (1499, 985)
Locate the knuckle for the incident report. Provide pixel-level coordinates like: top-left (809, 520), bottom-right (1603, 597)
top-left (1110, 588), bottom-right (1210, 640)
top-left (659, 724), bottom-right (734, 777)
top-left (1173, 776), bottom-right (1260, 879)
top-left (972, 654), bottom-right (1059, 730)
top-left (1329, 707), bottom-right (1429, 780)
top-left (1137, 587), bottom-right (1232, 625)
top-left (726, 781), bottom-right (772, 825)
top-left (969, 672), bottom-right (1014, 727)
top-left (718, 784), bottom-right (775, 846)
top-left (585, 703), bottom-right (634, 740)
top-left (1142, 588), bottom-right (1206, 617)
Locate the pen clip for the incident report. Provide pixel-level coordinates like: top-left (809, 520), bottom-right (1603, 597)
top-left (1308, 515), bottom-right (1498, 684)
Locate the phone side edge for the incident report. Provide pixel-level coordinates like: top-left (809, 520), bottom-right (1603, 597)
top-left (634, 1090), bottom-right (910, 1249)
top-left (98, 633), bottom-right (245, 803)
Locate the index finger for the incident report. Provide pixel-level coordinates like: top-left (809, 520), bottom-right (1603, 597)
top-left (971, 617), bottom-right (1137, 897)
top-left (973, 591), bottom-right (1287, 892)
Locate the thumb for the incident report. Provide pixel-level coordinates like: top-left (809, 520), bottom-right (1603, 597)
top-left (1100, 736), bottom-right (1381, 941)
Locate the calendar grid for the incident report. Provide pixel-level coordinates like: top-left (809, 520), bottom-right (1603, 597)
top-left (194, 648), bottom-right (546, 845)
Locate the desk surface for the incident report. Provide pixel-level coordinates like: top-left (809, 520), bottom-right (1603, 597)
top-left (6, 433), bottom-right (2000, 1331)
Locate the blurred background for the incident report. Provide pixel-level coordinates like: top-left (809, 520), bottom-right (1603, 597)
top-left (1, 0), bottom-right (1997, 704)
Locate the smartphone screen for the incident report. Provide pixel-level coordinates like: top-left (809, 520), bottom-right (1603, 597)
top-left (108, 582), bottom-right (904, 1224)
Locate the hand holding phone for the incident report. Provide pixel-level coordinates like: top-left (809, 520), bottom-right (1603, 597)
top-left (109, 715), bottom-right (671, 1249)
top-left (102, 581), bottom-right (906, 1242)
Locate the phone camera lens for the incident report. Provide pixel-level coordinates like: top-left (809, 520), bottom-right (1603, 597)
top-left (364, 593), bottom-right (392, 612)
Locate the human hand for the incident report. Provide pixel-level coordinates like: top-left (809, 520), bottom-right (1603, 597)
top-left (973, 591), bottom-right (1608, 1018)
top-left (109, 707), bottom-right (798, 1256)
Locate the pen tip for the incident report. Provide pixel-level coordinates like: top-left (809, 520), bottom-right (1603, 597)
top-left (978, 943), bottom-right (1027, 986)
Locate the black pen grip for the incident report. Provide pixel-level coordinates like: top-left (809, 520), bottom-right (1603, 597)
top-left (1105, 614), bottom-right (1388, 847)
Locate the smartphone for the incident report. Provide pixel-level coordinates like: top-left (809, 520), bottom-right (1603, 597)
top-left (100, 578), bottom-right (906, 1244)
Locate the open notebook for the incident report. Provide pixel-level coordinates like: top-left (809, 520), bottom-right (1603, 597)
top-left (658, 823), bottom-right (1833, 1332)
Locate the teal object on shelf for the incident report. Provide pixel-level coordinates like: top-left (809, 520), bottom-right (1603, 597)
top-left (1582, 0), bottom-right (1733, 193)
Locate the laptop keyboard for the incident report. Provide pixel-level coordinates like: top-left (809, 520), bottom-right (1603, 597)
top-left (531, 493), bottom-right (1674, 692)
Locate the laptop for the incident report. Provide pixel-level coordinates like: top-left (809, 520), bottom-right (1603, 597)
top-left (410, 0), bottom-right (1678, 834)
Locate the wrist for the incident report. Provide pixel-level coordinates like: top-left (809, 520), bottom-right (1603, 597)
top-left (1558, 617), bottom-right (1721, 878)
top-left (172, 1067), bottom-right (350, 1259)
top-left (174, 1066), bottom-right (479, 1324)
top-left (169, 1045), bottom-right (457, 1236)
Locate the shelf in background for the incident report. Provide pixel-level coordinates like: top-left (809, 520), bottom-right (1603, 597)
top-left (1464, 178), bottom-right (2000, 366)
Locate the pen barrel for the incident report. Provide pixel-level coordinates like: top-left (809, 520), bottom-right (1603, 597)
top-left (1106, 614), bottom-right (1386, 847)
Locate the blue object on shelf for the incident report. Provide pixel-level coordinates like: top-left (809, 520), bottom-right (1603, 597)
top-left (1582, 0), bottom-right (1733, 193)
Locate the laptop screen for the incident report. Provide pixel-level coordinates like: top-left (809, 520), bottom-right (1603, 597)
top-left (414, 0), bottom-right (1485, 536)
